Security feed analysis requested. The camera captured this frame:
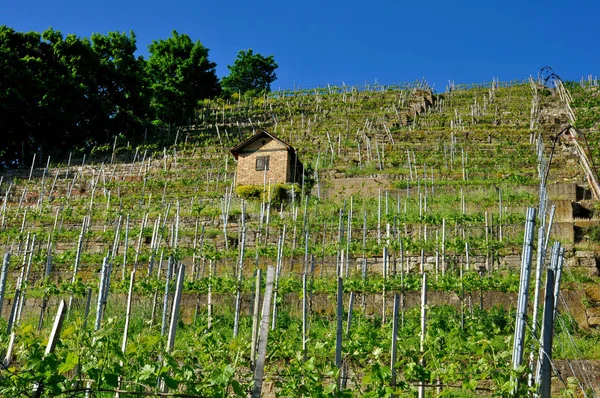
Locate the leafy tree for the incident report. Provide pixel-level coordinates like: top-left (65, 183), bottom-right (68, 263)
top-left (41, 28), bottom-right (104, 146)
top-left (221, 49), bottom-right (278, 96)
top-left (0, 26), bottom-right (45, 164)
top-left (146, 31), bottom-right (220, 124)
top-left (90, 31), bottom-right (149, 141)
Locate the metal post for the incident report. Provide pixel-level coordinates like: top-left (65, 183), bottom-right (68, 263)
top-left (94, 257), bottom-right (108, 331)
top-left (0, 253), bottom-right (9, 317)
top-left (512, 207), bottom-right (537, 395)
top-left (418, 273), bottom-right (427, 398)
top-left (538, 242), bottom-right (559, 398)
top-left (336, 275), bottom-right (344, 390)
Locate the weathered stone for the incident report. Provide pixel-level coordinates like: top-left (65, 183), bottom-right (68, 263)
top-left (576, 250), bottom-right (595, 258)
top-left (585, 286), bottom-right (600, 304)
top-left (587, 316), bottom-right (600, 327)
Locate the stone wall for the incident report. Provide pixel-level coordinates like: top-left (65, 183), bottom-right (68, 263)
top-left (235, 137), bottom-right (290, 185)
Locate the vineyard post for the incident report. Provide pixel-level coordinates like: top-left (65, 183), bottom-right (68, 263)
top-left (441, 218), bottom-right (446, 275)
top-left (498, 189), bottom-right (503, 242)
top-left (335, 271), bottom-right (344, 391)
top-left (16, 233), bottom-right (36, 326)
top-left (346, 290), bottom-right (354, 337)
top-left (207, 259), bottom-right (213, 329)
top-left (120, 270), bottom-right (135, 355)
top-left (220, 185), bottom-right (230, 251)
top-left (418, 272), bottom-right (427, 398)
top-left (465, 241), bottom-right (470, 271)
top-left (1, 183), bottom-right (12, 230)
top-left (3, 332), bottom-right (15, 366)
top-left (544, 205), bottom-right (556, 252)
top-left (47, 169), bottom-right (59, 202)
top-left (382, 247), bottom-right (388, 324)
top-left (192, 217), bottom-right (199, 279)
top-left (400, 235), bottom-right (405, 326)
top-left (530, 191), bottom-right (549, 374)
top-left (82, 288), bottom-right (92, 329)
top-left (272, 230), bottom-right (284, 329)
top-left (161, 263), bottom-right (184, 393)
top-left (511, 207), bottom-right (536, 395)
top-left (94, 257), bottom-right (109, 331)
top-left (28, 153), bottom-right (36, 183)
top-left (148, 216), bottom-right (160, 275)
top-left (122, 214), bottom-right (129, 280)
top-left (346, 196), bottom-right (352, 276)
top-left (38, 235), bottom-right (54, 330)
top-left (460, 256), bottom-right (465, 330)
top-left (553, 247), bottom-right (564, 323)
top-left (233, 201), bottom-right (246, 338)
top-left (378, 190), bottom-right (381, 245)
top-left (101, 254), bottom-right (114, 315)
top-left (391, 292), bottom-right (400, 391)
top-left (252, 266), bottom-right (275, 398)
top-left (407, 149), bottom-right (413, 181)
top-left (485, 211), bottom-right (489, 271)
top-left (36, 156), bottom-right (50, 212)
top-left (536, 242), bottom-right (560, 398)
top-left (0, 252), bottom-right (9, 317)
top-left (251, 269), bottom-right (262, 369)
top-left (302, 271), bottom-right (308, 360)
top-left (34, 300), bottom-right (66, 398)
top-left (167, 264), bottom-right (184, 352)
top-left (111, 215), bottom-right (122, 266)
top-left (160, 256), bottom-right (173, 336)
top-left (150, 251), bottom-right (164, 325)
top-left (133, 212), bottom-right (148, 271)
top-left (435, 233), bottom-right (439, 280)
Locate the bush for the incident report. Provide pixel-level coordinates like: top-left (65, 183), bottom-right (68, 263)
top-left (235, 183), bottom-right (299, 204)
top-left (235, 185), bottom-right (262, 200)
top-left (588, 225), bottom-right (600, 243)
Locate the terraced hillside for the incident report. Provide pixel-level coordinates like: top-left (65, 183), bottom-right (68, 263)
top-left (0, 78), bottom-right (599, 397)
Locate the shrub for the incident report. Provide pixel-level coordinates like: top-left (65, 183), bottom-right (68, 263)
top-left (235, 185), bottom-right (262, 200)
top-left (588, 225), bottom-right (600, 243)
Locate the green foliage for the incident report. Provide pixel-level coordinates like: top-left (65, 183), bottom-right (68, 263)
top-left (588, 225), bottom-right (600, 243)
top-left (235, 184), bottom-right (262, 200)
top-left (221, 49), bottom-right (278, 96)
top-left (0, 26), bottom-right (148, 164)
top-left (146, 30), bottom-right (220, 124)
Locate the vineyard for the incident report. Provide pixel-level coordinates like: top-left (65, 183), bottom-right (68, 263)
top-left (0, 75), bottom-right (600, 397)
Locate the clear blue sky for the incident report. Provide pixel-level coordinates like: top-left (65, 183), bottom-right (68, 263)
top-left (3, 0), bottom-right (598, 92)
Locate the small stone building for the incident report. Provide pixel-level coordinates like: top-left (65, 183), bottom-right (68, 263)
top-left (231, 129), bottom-right (303, 186)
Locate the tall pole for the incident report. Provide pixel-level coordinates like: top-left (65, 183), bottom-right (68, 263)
top-left (418, 273), bottom-right (427, 398)
top-left (512, 207), bottom-right (537, 396)
top-left (538, 242), bottom-right (560, 398)
top-left (252, 266), bottom-right (276, 398)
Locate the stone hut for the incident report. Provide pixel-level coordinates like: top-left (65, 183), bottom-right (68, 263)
top-left (231, 129), bottom-right (303, 186)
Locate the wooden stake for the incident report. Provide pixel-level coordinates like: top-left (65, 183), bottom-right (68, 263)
top-left (252, 266), bottom-right (276, 398)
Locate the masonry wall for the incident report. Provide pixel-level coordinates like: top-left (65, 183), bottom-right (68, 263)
top-left (236, 138), bottom-right (290, 185)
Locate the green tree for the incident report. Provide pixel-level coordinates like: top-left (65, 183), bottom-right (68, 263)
top-left (146, 31), bottom-right (220, 125)
top-left (0, 26), bottom-right (45, 164)
top-left (90, 31), bottom-right (149, 141)
top-left (221, 49), bottom-right (278, 96)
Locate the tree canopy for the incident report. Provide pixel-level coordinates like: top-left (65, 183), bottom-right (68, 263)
top-left (221, 49), bottom-right (278, 95)
top-left (0, 25), bottom-right (278, 166)
top-left (146, 31), bottom-right (220, 124)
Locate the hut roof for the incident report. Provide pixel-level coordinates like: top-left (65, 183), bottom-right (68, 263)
top-left (230, 129), bottom-right (296, 160)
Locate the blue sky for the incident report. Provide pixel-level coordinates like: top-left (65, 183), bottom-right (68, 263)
top-left (3, 0), bottom-right (598, 92)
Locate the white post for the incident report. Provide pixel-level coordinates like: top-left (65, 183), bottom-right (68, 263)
top-left (252, 266), bottom-right (276, 398)
top-left (418, 273), bottom-right (427, 398)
